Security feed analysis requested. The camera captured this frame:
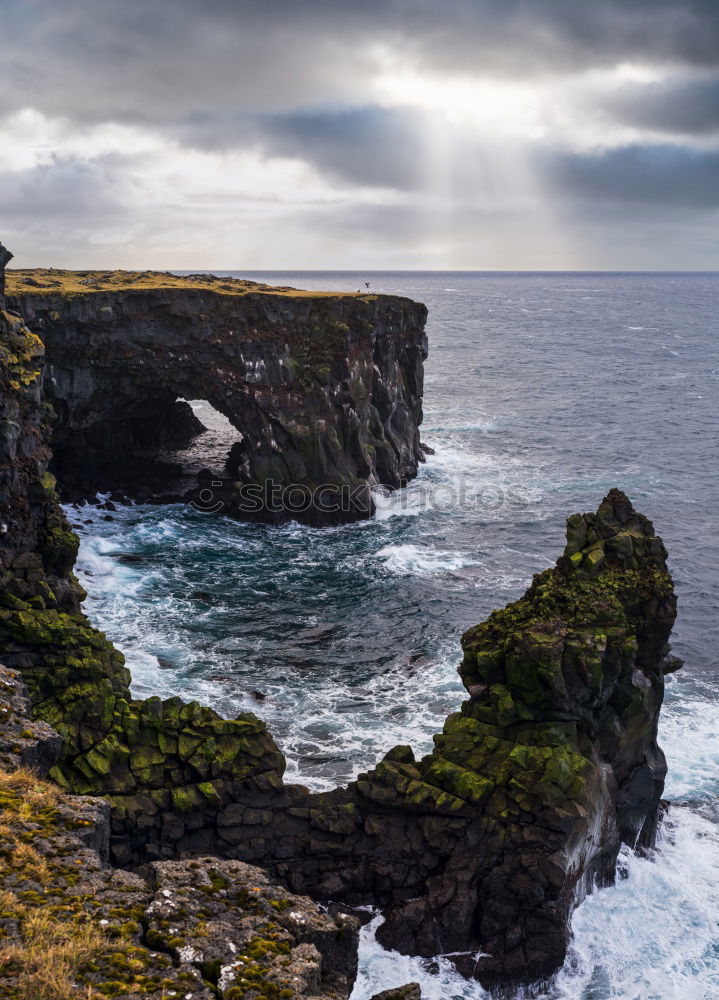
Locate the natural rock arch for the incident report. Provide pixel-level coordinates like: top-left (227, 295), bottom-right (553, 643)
top-left (8, 271), bottom-right (428, 524)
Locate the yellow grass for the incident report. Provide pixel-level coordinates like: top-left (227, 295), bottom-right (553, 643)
top-left (0, 767), bottom-right (62, 807)
top-left (0, 909), bottom-right (106, 1000)
top-left (10, 843), bottom-right (52, 886)
top-left (5, 268), bottom-right (360, 299)
top-left (0, 768), bottom-right (107, 998)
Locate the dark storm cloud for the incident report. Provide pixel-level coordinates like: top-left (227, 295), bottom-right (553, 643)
top-left (546, 145), bottom-right (719, 207)
top-left (248, 114), bottom-right (719, 209)
top-left (178, 107), bottom-right (428, 189)
top-left (3, 0), bottom-right (719, 127)
top-left (606, 76), bottom-right (719, 135)
top-left (4, 0), bottom-right (719, 268)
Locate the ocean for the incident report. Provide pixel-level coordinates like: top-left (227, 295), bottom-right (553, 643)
top-left (69, 272), bottom-right (719, 999)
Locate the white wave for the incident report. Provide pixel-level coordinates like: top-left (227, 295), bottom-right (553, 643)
top-left (660, 676), bottom-right (719, 804)
top-left (373, 486), bottom-right (425, 520)
top-left (351, 913), bottom-right (490, 1000)
top-left (73, 542), bottom-right (118, 580)
top-left (376, 445), bottom-right (545, 521)
top-left (377, 544), bottom-right (476, 576)
top-left (279, 644), bottom-right (464, 792)
top-left (550, 807), bottom-right (719, 1000)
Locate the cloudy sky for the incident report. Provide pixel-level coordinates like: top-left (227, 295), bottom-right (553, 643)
top-left (2, 0), bottom-right (719, 269)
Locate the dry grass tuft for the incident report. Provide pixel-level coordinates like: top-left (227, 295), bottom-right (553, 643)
top-left (0, 888), bottom-right (16, 911)
top-left (0, 909), bottom-right (106, 999)
top-left (11, 842), bottom-right (52, 886)
top-left (0, 767), bottom-right (62, 808)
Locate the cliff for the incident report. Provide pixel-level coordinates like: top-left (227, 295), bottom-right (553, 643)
top-left (0, 299), bottom-right (286, 825)
top-left (0, 251), bottom-right (681, 991)
top-left (6, 268), bottom-right (428, 525)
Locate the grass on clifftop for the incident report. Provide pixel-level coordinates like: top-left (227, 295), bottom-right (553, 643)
top-left (0, 769), bottom-right (104, 1000)
top-left (6, 269), bottom-right (367, 300)
top-left (0, 768), bottom-right (194, 1000)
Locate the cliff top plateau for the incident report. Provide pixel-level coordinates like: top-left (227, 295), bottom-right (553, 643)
top-left (6, 268), bottom-right (374, 300)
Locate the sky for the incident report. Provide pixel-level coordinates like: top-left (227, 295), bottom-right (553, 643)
top-left (2, 0), bottom-right (719, 270)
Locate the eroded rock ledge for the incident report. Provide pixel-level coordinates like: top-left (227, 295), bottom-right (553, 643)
top-left (7, 268), bottom-right (428, 525)
top-left (0, 666), bottom-right (359, 1000)
top-left (0, 259), bottom-right (680, 991)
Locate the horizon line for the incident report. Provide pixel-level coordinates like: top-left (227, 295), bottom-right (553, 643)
top-left (8, 266), bottom-right (719, 275)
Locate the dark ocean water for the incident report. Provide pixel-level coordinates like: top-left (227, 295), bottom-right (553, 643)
top-left (71, 272), bottom-right (719, 999)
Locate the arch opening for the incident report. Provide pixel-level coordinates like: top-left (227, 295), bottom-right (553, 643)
top-left (46, 380), bottom-right (250, 504)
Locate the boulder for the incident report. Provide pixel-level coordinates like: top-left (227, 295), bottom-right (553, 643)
top-left (371, 985), bottom-right (422, 1000)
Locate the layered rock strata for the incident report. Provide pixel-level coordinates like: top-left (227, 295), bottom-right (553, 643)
top-left (7, 269), bottom-right (428, 525)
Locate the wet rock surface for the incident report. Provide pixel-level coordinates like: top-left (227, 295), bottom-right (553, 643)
top-left (7, 269), bottom-right (428, 525)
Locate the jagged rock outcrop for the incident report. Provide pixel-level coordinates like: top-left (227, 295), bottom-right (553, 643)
top-left (0, 243), bottom-right (12, 305)
top-left (371, 986), bottom-right (421, 1000)
top-left (175, 488), bottom-right (675, 989)
top-left (0, 665), bottom-right (359, 999)
top-left (7, 269), bottom-right (428, 525)
top-left (0, 250), bottom-right (681, 989)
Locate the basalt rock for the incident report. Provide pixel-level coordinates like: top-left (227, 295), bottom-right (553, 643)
top-left (8, 476), bottom-right (677, 988)
top-left (178, 487), bottom-right (674, 989)
top-left (0, 296), bottom-right (286, 853)
top-left (7, 269), bottom-right (428, 525)
top-left (0, 251), bottom-right (680, 990)
top-left (0, 243), bottom-right (12, 305)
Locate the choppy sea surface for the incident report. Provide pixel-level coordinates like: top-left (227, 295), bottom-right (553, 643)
top-left (70, 272), bottom-right (719, 1000)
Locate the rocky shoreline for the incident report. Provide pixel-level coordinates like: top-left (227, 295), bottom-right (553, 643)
top-left (0, 248), bottom-right (682, 995)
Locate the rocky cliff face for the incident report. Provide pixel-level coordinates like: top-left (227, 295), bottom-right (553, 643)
top-left (0, 243), bottom-right (12, 304)
top-left (0, 254), bottom-right (681, 991)
top-left (7, 269), bottom-right (428, 525)
top-left (0, 284), bottom-right (289, 853)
